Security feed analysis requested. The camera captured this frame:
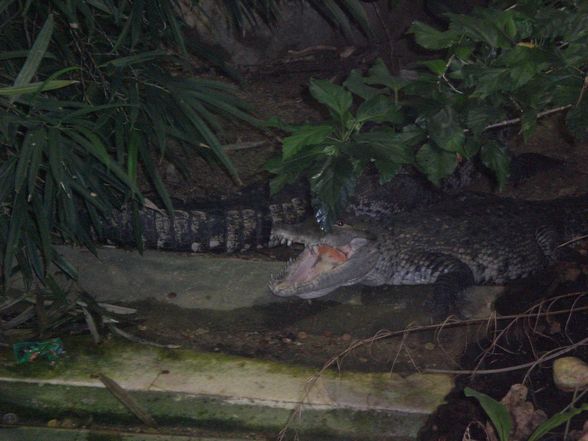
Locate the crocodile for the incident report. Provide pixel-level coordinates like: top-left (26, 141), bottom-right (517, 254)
top-left (98, 172), bottom-right (448, 252)
top-left (99, 153), bottom-right (561, 253)
top-left (268, 192), bottom-right (588, 318)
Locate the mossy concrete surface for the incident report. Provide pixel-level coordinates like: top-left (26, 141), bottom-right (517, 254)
top-left (52, 246), bottom-right (498, 319)
top-left (56, 246), bottom-right (285, 311)
top-left (0, 337), bottom-right (453, 440)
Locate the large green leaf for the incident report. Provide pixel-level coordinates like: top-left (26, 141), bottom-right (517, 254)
top-left (464, 388), bottom-right (512, 441)
top-left (309, 79), bottom-right (353, 121)
top-left (409, 21), bottom-right (459, 50)
top-left (310, 155), bottom-right (356, 231)
top-left (416, 143), bottom-right (458, 186)
top-left (343, 69), bottom-right (382, 100)
top-left (429, 108), bottom-right (465, 153)
top-left (11, 14), bottom-right (54, 101)
top-left (282, 124), bottom-right (334, 159)
top-left (466, 104), bottom-right (503, 135)
top-left (356, 95), bottom-right (403, 124)
top-left (447, 12), bottom-right (512, 48)
top-left (351, 130), bottom-right (415, 164)
top-left (364, 59), bottom-right (408, 92)
top-left (480, 141), bottom-right (511, 189)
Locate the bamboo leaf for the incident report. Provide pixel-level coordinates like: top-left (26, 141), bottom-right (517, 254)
top-left (172, 92), bottom-right (241, 184)
top-left (0, 80), bottom-right (78, 96)
top-left (15, 130), bottom-right (38, 195)
top-left (127, 128), bottom-right (140, 184)
top-left (139, 143), bottom-right (174, 216)
top-left (27, 127), bottom-right (46, 198)
top-left (4, 195), bottom-right (25, 284)
top-left (12, 14), bottom-right (55, 95)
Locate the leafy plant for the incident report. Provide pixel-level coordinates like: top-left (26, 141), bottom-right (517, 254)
top-left (0, 1), bottom-right (265, 295)
top-left (0, 0), bottom-right (384, 338)
top-left (267, 0), bottom-right (588, 230)
top-left (465, 387), bottom-right (588, 441)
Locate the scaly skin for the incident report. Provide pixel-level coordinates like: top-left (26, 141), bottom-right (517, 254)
top-left (269, 193), bottom-right (588, 317)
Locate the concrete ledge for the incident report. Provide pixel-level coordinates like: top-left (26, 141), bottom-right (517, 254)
top-left (52, 246), bottom-right (499, 320)
top-left (56, 246), bottom-right (284, 311)
top-left (0, 338), bottom-right (453, 440)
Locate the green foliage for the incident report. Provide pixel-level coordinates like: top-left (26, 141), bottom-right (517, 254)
top-left (0, 0), bottom-right (383, 297)
top-left (268, 0), bottom-right (587, 229)
top-left (0, 1), bottom-right (262, 291)
top-left (267, 68), bottom-right (418, 229)
top-left (465, 387), bottom-right (588, 441)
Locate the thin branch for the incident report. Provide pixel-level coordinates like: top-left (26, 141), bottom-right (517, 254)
top-left (482, 105), bottom-right (572, 132)
top-left (426, 336), bottom-right (588, 375)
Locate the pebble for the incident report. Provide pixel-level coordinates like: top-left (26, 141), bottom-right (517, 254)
top-left (553, 356), bottom-right (588, 392)
top-left (340, 333), bottom-right (352, 342)
top-left (297, 331), bottom-right (307, 340)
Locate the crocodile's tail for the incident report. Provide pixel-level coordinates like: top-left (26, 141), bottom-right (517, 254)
top-left (99, 183), bottom-right (310, 252)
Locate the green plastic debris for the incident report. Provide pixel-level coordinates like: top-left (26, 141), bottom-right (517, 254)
top-left (13, 338), bottom-right (65, 365)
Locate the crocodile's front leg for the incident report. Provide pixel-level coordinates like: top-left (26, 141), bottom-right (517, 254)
top-left (373, 251), bottom-right (475, 320)
top-left (429, 260), bottom-right (475, 320)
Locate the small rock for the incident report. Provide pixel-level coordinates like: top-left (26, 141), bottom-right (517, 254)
top-left (553, 357), bottom-right (588, 392)
top-left (282, 338), bottom-right (292, 344)
top-left (297, 331), bottom-right (307, 340)
top-left (47, 419), bottom-right (60, 428)
top-left (340, 333), bottom-right (352, 342)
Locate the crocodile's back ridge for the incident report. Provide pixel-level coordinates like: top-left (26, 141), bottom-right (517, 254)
top-left (372, 193), bottom-right (588, 285)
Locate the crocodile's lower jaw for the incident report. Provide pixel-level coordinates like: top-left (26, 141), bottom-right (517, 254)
top-left (276, 286), bottom-right (340, 299)
top-left (269, 244), bottom-right (347, 297)
top-left (269, 238), bottom-right (376, 298)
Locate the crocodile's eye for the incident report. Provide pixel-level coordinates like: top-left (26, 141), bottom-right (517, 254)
top-left (335, 220), bottom-right (345, 227)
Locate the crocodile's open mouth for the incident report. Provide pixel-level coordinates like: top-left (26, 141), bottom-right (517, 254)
top-left (269, 237), bottom-right (377, 299)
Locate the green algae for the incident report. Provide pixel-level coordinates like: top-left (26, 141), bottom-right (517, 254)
top-left (0, 382), bottom-right (419, 440)
top-left (0, 334), bottom-right (450, 440)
